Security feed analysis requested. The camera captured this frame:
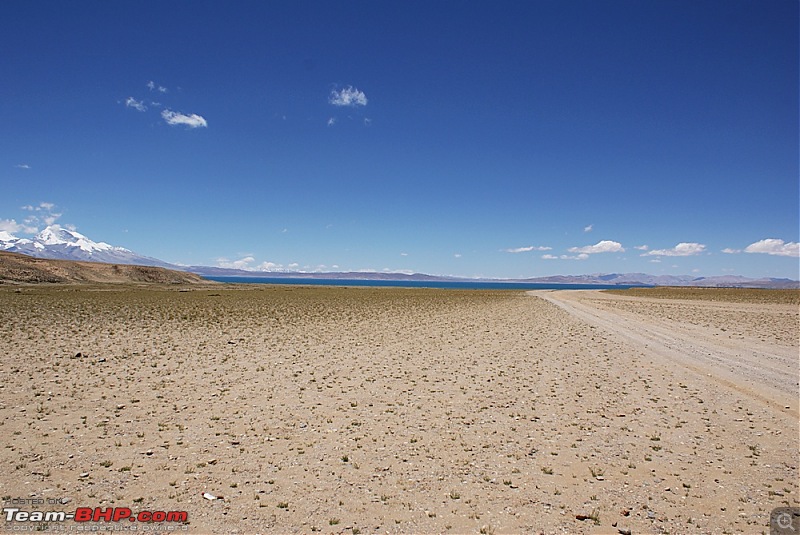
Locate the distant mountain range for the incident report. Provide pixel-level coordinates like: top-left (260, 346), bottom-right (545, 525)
top-left (2, 226), bottom-right (797, 289)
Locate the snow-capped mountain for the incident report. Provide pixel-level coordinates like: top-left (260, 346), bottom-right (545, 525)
top-left (0, 226), bottom-right (173, 268)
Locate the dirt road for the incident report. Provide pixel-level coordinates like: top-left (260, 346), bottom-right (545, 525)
top-left (531, 290), bottom-right (799, 413)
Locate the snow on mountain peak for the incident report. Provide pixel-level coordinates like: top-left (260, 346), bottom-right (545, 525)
top-left (35, 225), bottom-right (125, 252)
top-left (0, 230), bottom-right (19, 243)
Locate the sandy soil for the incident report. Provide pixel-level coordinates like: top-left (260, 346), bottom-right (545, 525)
top-left (0, 285), bottom-right (797, 534)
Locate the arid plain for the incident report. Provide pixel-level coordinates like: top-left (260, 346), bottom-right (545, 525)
top-left (0, 284), bottom-right (797, 534)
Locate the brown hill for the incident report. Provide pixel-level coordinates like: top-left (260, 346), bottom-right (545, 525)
top-left (0, 251), bottom-right (209, 285)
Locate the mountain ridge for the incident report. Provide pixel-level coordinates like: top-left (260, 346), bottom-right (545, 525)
top-left (0, 251), bottom-right (207, 285)
top-left (2, 228), bottom-right (797, 289)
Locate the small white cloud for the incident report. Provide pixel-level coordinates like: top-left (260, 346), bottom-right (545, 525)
top-left (327, 117), bottom-right (336, 127)
top-left (162, 109), bottom-right (208, 128)
top-left (634, 245), bottom-right (649, 251)
top-left (743, 238), bottom-right (799, 257)
top-left (125, 97), bottom-right (147, 112)
top-left (643, 242), bottom-right (706, 257)
top-left (147, 80), bottom-right (168, 93)
top-left (14, 164), bottom-right (31, 169)
top-left (568, 240), bottom-right (625, 254)
top-left (217, 256), bottom-right (288, 272)
top-left (566, 253), bottom-right (590, 260)
top-left (542, 253), bottom-right (589, 260)
top-left (454, 253), bottom-right (462, 258)
top-left (364, 118), bottom-right (372, 126)
top-left (583, 224), bottom-right (593, 233)
top-left (329, 86), bottom-right (368, 107)
top-left (400, 252), bottom-right (408, 256)
top-left (19, 202), bottom-right (61, 227)
top-left (217, 256), bottom-right (256, 270)
top-left (503, 245), bottom-right (552, 253)
top-left (0, 218), bottom-right (38, 234)
top-left (721, 248), bottom-right (741, 254)
top-left (256, 261), bottom-right (282, 271)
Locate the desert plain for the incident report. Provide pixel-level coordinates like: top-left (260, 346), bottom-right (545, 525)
top-left (0, 284), bottom-right (797, 534)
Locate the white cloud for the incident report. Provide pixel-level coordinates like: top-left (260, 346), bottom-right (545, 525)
top-left (454, 253), bottom-right (462, 258)
top-left (721, 248), bottom-right (740, 254)
top-left (125, 97), bottom-right (147, 112)
top-left (635, 245), bottom-right (649, 251)
top-left (542, 253), bottom-right (589, 260)
top-left (216, 256), bottom-right (290, 272)
top-left (0, 218), bottom-right (38, 234)
top-left (568, 240), bottom-right (625, 254)
top-left (743, 238), bottom-right (799, 258)
top-left (329, 86), bottom-right (368, 107)
top-left (20, 202), bottom-right (61, 227)
top-left (14, 164), bottom-right (31, 169)
top-left (583, 224), bottom-right (593, 233)
top-left (216, 256), bottom-right (256, 270)
top-left (643, 242), bottom-right (706, 257)
top-left (256, 261), bottom-right (282, 271)
top-left (162, 109), bottom-right (208, 128)
top-left (327, 117), bottom-right (336, 127)
top-left (147, 81), bottom-right (168, 93)
top-left (503, 245), bottom-right (552, 253)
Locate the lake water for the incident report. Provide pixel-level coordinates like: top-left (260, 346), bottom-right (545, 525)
top-left (205, 276), bottom-right (645, 291)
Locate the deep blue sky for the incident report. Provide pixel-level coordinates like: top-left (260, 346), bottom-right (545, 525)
top-left (2, 0), bottom-right (798, 278)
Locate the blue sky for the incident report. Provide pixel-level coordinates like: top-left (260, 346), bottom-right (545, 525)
top-left (1, 0), bottom-right (798, 279)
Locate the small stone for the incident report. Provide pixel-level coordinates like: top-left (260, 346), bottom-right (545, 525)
top-left (79, 472), bottom-right (89, 478)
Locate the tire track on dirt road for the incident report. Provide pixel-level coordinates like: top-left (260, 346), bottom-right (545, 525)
top-left (529, 290), bottom-right (799, 414)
